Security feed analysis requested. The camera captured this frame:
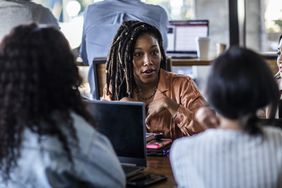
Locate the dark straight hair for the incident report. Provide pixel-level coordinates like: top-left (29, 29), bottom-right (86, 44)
top-left (206, 47), bottom-right (280, 135)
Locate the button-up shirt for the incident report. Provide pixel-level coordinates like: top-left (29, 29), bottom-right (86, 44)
top-left (104, 69), bottom-right (207, 140)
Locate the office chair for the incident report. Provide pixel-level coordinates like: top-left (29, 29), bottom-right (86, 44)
top-left (93, 57), bottom-right (107, 100)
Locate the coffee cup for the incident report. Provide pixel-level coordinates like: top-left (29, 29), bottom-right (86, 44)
top-left (196, 37), bottom-right (210, 60)
top-left (216, 43), bottom-right (227, 56)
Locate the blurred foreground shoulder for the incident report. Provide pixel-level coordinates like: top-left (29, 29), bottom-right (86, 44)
top-left (71, 113), bottom-right (126, 188)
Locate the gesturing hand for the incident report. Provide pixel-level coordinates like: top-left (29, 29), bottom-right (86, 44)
top-left (145, 97), bottom-right (179, 129)
top-left (195, 106), bottom-right (220, 128)
top-left (120, 97), bottom-right (135, 102)
top-left (145, 98), bottom-right (167, 128)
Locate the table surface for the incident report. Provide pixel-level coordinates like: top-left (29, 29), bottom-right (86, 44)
top-left (140, 156), bottom-right (176, 188)
top-left (171, 58), bottom-right (212, 66)
top-left (169, 58), bottom-right (278, 74)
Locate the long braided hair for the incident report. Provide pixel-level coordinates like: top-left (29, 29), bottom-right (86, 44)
top-left (0, 23), bottom-right (95, 181)
top-left (106, 20), bottom-right (167, 100)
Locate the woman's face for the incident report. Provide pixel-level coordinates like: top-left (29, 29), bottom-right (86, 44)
top-left (277, 38), bottom-right (282, 76)
top-left (133, 33), bottom-right (161, 87)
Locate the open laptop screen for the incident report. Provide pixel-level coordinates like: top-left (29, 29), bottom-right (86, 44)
top-left (167, 20), bottom-right (209, 53)
top-left (84, 100), bottom-right (147, 167)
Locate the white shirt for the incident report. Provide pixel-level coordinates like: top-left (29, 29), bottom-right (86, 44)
top-left (170, 127), bottom-right (282, 188)
top-left (1, 112), bottom-right (126, 188)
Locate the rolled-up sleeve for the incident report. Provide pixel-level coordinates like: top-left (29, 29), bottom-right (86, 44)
top-left (172, 77), bottom-right (207, 136)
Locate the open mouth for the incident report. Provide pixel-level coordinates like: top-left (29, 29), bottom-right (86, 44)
top-left (279, 64), bottom-right (282, 72)
top-left (142, 69), bottom-right (156, 75)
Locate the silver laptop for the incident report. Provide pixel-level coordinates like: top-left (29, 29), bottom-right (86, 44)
top-left (166, 19), bottom-right (209, 59)
top-left (84, 100), bottom-right (147, 178)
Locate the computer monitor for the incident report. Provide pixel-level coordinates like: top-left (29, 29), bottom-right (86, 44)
top-left (167, 20), bottom-right (209, 55)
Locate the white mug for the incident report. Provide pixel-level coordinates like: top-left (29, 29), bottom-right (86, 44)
top-left (196, 37), bottom-right (210, 60)
top-left (216, 43), bottom-right (227, 56)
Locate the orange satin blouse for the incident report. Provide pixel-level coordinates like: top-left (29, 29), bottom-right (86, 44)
top-left (103, 69), bottom-right (207, 140)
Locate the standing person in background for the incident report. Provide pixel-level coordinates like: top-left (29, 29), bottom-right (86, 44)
top-left (103, 21), bottom-right (208, 140)
top-left (171, 47), bottom-right (282, 188)
top-left (48, 0), bottom-right (63, 21)
top-left (0, 0), bottom-right (59, 42)
top-left (0, 23), bottom-right (125, 187)
top-left (80, 0), bottom-right (168, 99)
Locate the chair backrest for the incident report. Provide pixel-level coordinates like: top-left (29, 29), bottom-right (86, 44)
top-left (93, 57), bottom-right (107, 100)
top-left (93, 57), bottom-right (171, 100)
top-left (166, 57), bottom-right (172, 72)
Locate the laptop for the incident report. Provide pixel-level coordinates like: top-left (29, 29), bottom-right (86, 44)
top-left (84, 100), bottom-right (147, 178)
top-left (166, 19), bottom-right (209, 59)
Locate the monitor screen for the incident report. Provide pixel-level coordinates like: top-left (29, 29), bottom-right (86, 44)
top-left (167, 20), bottom-right (209, 53)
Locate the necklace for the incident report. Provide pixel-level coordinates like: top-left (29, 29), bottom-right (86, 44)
top-left (138, 86), bottom-right (157, 101)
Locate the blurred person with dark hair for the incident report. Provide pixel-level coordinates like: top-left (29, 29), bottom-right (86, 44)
top-left (103, 21), bottom-right (208, 140)
top-left (170, 47), bottom-right (282, 188)
top-left (0, 23), bottom-right (125, 187)
top-left (0, 0), bottom-right (59, 42)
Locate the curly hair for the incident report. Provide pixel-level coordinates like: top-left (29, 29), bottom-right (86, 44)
top-left (106, 20), bottom-right (167, 100)
top-left (0, 23), bottom-right (95, 181)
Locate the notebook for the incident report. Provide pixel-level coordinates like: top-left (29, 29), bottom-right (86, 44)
top-left (84, 100), bottom-right (147, 178)
top-left (166, 20), bottom-right (209, 59)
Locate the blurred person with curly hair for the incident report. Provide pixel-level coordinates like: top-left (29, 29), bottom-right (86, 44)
top-left (0, 23), bottom-right (125, 187)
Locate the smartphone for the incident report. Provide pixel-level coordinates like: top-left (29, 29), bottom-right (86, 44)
top-left (127, 173), bottom-right (167, 187)
top-left (146, 139), bottom-right (172, 149)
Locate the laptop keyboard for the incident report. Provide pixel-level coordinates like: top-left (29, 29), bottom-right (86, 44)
top-left (122, 165), bottom-right (139, 174)
top-left (122, 165), bottom-right (144, 178)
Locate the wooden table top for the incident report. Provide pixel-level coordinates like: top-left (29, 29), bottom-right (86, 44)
top-left (144, 156), bottom-right (176, 188)
top-left (171, 58), bottom-right (212, 66)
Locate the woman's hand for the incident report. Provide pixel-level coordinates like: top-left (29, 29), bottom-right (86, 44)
top-left (120, 97), bottom-right (135, 102)
top-left (145, 97), bottom-right (179, 128)
top-left (195, 106), bottom-right (220, 128)
top-left (278, 78), bottom-right (282, 91)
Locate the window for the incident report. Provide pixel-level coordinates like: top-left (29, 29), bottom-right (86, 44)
top-left (262, 0), bottom-right (282, 51)
top-left (34, 0), bottom-right (229, 56)
top-left (33, 0), bottom-right (282, 54)
top-left (142, 0), bottom-right (194, 20)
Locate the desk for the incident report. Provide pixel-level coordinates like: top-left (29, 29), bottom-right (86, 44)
top-left (144, 157), bottom-right (176, 188)
top-left (170, 58), bottom-right (278, 74)
top-left (171, 58), bottom-right (212, 66)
